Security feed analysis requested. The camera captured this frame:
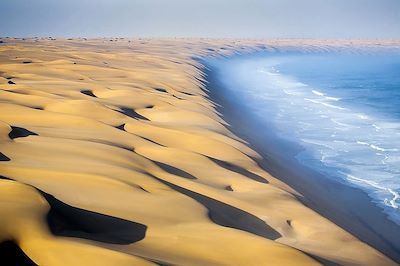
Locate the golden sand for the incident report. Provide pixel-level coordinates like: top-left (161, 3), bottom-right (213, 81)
top-left (0, 38), bottom-right (397, 265)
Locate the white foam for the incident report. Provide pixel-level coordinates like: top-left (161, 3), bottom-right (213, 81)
top-left (283, 89), bottom-right (297, 95)
top-left (372, 124), bottom-right (381, 131)
top-left (346, 173), bottom-right (388, 190)
top-left (325, 96), bottom-right (341, 101)
top-left (386, 189), bottom-right (399, 209)
top-left (331, 119), bottom-right (358, 128)
top-left (357, 141), bottom-right (399, 152)
top-left (357, 114), bottom-right (369, 120)
top-left (312, 90), bottom-right (324, 96)
top-left (304, 98), bottom-right (347, 110)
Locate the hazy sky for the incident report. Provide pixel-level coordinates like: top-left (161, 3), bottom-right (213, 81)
top-left (1, 0), bottom-right (399, 38)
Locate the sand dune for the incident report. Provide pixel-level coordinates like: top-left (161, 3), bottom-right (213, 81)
top-left (0, 38), bottom-right (398, 265)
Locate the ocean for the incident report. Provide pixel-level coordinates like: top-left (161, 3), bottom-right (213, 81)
top-left (207, 48), bottom-right (400, 224)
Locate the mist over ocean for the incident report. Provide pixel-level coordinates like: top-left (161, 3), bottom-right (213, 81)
top-left (209, 49), bottom-right (400, 223)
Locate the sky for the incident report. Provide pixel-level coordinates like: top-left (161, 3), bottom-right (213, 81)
top-left (0, 0), bottom-right (399, 38)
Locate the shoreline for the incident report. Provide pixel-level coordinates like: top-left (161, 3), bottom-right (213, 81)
top-left (202, 56), bottom-right (400, 262)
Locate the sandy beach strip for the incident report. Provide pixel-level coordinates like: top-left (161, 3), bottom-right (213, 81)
top-left (0, 38), bottom-right (398, 265)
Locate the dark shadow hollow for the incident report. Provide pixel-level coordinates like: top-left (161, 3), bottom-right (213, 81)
top-left (209, 157), bottom-right (268, 184)
top-left (180, 91), bottom-right (194, 96)
top-left (0, 177), bottom-right (148, 245)
top-left (154, 88), bottom-right (167, 93)
top-left (80, 89), bottom-right (97, 97)
top-left (172, 95), bottom-right (183, 100)
top-left (140, 136), bottom-right (166, 147)
top-left (0, 152), bottom-right (10, 161)
top-left (42, 193), bottom-right (147, 245)
top-left (151, 176), bottom-right (281, 240)
top-left (153, 161), bottom-right (197, 180)
top-left (0, 241), bottom-right (37, 266)
top-left (120, 107), bottom-right (149, 121)
top-left (115, 124), bottom-right (126, 131)
top-left (8, 126), bottom-right (38, 140)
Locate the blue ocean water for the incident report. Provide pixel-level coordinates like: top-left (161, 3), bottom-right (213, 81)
top-left (209, 49), bottom-right (400, 223)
